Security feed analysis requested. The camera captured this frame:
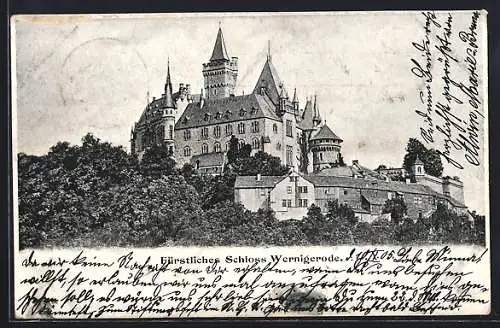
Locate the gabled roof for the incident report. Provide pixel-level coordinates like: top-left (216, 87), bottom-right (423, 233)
top-left (175, 93), bottom-right (280, 129)
top-left (310, 124), bottom-right (343, 142)
top-left (234, 175), bottom-right (286, 189)
top-left (210, 27), bottom-right (230, 61)
top-left (252, 58), bottom-right (288, 105)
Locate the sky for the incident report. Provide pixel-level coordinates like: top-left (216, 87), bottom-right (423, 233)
top-left (11, 12), bottom-right (488, 213)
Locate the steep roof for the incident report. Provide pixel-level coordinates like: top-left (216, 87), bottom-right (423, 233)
top-left (310, 124), bottom-right (343, 142)
top-left (164, 61), bottom-right (175, 108)
top-left (299, 99), bottom-right (315, 130)
top-left (137, 91), bottom-right (182, 124)
top-left (252, 58), bottom-right (288, 105)
top-left (234, 175), bottom-right (286, 189)
top-left (414, 155), bottom-right (424, 165)
top-left (190, 152), bottom-right (225, 168)
top-left (175, 93), bottom-right (280, 129)
top-left (210, 27), bottom-right (230, 61)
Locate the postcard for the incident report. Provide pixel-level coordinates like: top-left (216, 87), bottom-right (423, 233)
top-left (11, 11), bottom-right (489, 318)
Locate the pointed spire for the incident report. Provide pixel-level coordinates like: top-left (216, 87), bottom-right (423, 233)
top-left (210, 26), bottom-right (230, 61)
top-left (292, 88), bottom-right (298, 103)
top-left (164, 59), bottom-right (175, 108)
top-left (267, 40), bottom-right (271, 61)
top-left (313, 94), bottom-right (322, 125)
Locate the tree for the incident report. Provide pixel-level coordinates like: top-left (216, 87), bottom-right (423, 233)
top-left (402, 138), bottom-right (443, 177)
top-left (382, 197), bottom-right (407, 225)
top-left (140, 144), bottom-right (176, 178)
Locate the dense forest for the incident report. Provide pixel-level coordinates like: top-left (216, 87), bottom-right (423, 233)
top-left (17, 134), bottom-right (485, 249)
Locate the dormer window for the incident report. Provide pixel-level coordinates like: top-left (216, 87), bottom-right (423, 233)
top-left (215, 112), bottom-right (222, 119)
top-left (240, 108), bottom-right (246, 116)
top-left (225, 110), bottom-right (232, 118)
top-left (251, 106), bottom-right (258, 115)
top-left (204, 113), bottom-right (211, 121)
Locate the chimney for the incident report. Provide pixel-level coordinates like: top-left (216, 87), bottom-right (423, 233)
top-left (256, 174), bottom-right (262, 181)
top-left (186, 84), bottom-right (191, 95)
top-left (152, 96), bottom-right (156, 101)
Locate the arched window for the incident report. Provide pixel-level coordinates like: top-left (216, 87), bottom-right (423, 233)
top-left (183, 129), bottom-right (191, 140)
top-left (273, 123), bottom-right (278, 133)
top-left (183, 146), bottom-right (191, 157)
top-left (214, 142), bottom-right (221, 153)
top-left (238, 139), bottom-right (245, 149)
top-left (252, 138), bottom-right (260, 149)
top-left (225, 124), bottom-right (233, 136)
top-left (276, 142), bottom-right (281, 151)
top-left (418, 167), bottom-right (422, 173)
top-left (225, 142), bottom-right (230, 151)
top-left (214, 126), bottom-right (221, 138)
top-left (238, 122), bottom-right (245, 134)
top-left (202, 143), bottom-right (208, 154)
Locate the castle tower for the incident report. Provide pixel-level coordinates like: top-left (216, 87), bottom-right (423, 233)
top-left (162, 60), bottom-right (176, 155)
top-left (411, 155), bottom-right (425, 177)
top-left (202, 26), bottom-right (238, 99)
top-left (310, 123), bottom-right (343, 173)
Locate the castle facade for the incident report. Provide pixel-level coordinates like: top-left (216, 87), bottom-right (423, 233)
top-left (130, 27), bottom-right (342, 174)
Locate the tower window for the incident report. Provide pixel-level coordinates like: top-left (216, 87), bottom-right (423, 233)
top-left (286, 120), bottom-right (293, 137)
top-left (214, 125), bottom-right (221, 138)
top-left (202, 143), bottom-right (208, 154)
top-left (286, 145), bottom-right (293, 166)
top-left (183, 146), bottom-right (191, 157)
top-left (214, 142), bottom-right (221, 153)
top-left (418, 167), bottom-right (422, 173)
top-left (169, 125), bottom-right (174, 140)
top-left (252, 138), bottom-right (260, 149)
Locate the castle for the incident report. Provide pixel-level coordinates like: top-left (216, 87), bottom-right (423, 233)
top-left (130, 26), bottom-right (342, 174)
top-left (130, 26), bottom-right (468, 222)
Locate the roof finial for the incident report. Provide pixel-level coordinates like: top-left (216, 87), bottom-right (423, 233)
top-left (146, 90), bottom-right (150, 106)
top-left (219, 20), bottom-right (221, 28)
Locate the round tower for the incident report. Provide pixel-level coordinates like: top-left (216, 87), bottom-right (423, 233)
top-left (310, 123), bottom-right (343, 173)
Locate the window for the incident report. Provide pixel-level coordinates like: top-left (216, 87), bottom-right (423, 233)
top-left (298, 186), bottom-right (308, 193)
top-left (183, 146), bottom-right (191, 157)
top-left (286, 145), bottom-right (293, 166)
top-left (238, 122), bottom-right (245, 134)
top-left (273, 123), bottom-right (278, 134)
top-left (287, 186), bottom-right (293, 194)
top-left (202, 143), bottom-right (208, 154)
top-left (319, 153), bottom-right (323, 161)
top-left (201, 127), bottom-right (209, 139)
top-left (214, 126), bottom-right (221, 138)
top-left (214, 142), bottom-right (221, 153)
top-left (414, 196), bottom-right (422, 205)
top-left (282, 199), bottom-right (292, 208)
top-left (276, 143), bottom-right (282, 151)
top-left (183, 129), bottom-right (191, 141)
top-left (299, 199), bottom-right (308, 207)
top-left (388, 192), bottom-right (393, 200)
top-left (252, 138), bottom-right (260, 149)
top-left (344, 189), bottom-right (348, 195)
top-left (239, 108), bottom-right (246, 116)
top-left (418, 167), bottom-right (422, 173)
top-left (286, 120), bottom-right (293, 137)
top-left (238, 139), bottom-right (245, 149)
top-left (168, 125), bottom-right (174, 140)
top-left (225, 124), bottom-right (233, 136)
top-left (260, 190), bottom-right (266, 196)
top-left (225, 142), bottom-right (230, 151)
top-left (251, 121), bottom-right (260, 133)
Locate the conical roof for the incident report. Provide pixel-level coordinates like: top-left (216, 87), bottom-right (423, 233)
top-left (300, 99), bottom-right (315, 130)
top-left (252, 57), bottom-right (288, 104)
top-left (164, 61), bottom-right (175, 108)
top-left (313, 95), bottom-right (322, 123)
top-left (310, 124), bottom-right (342, 142)
top-left (210, 27), bottom-right (230, 61)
